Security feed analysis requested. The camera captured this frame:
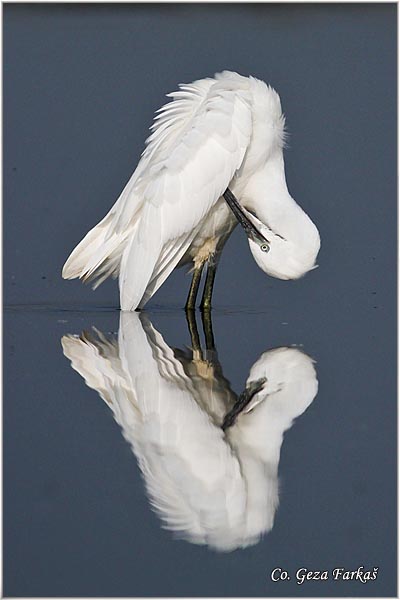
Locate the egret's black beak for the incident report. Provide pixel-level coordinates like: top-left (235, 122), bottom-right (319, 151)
top-left (222, 377), bottom-right (267, 431)
top-left (223, 188), bottom-right (270, 252)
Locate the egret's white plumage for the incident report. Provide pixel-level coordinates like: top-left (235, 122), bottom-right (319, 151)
top-left (62, 313), bottom-right (318, 551)
top-left (62, 71), bottom-right (320, 310)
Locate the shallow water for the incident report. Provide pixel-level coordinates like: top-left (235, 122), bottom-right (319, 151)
top-left (4, 303), bottom-right (396, 597)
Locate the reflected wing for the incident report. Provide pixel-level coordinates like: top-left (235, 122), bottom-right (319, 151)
top-left (117, 314), bottom-right (246, 545)
top-left (62, 314), bottom-right (247, 551)
top-left (61, 330), bottom-right (140, 427)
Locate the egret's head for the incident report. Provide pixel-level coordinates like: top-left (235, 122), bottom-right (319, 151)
top-left (231, 76), bottom-right (320, 281)
top-left (243, 202), bottom-right (320, 281)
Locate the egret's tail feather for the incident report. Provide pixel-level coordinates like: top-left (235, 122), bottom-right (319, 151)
top-left (119, 204), bottom-right (163, 311)
top-left (62, 214), bottom-right (140, 289)
top-left (119, 203), bottom-right (199, 311)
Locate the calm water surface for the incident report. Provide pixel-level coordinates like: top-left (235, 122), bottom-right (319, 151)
top-left (4, 303), bottom-right (396, 597)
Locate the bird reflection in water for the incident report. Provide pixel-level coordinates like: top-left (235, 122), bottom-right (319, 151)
top-left (62, 312), bottom-right (318, 552)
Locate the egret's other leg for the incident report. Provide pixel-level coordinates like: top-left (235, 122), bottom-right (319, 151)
top-left (200, 254), bottom-right (218, 311)
top-left (185, 264), bottom-right (204, 310)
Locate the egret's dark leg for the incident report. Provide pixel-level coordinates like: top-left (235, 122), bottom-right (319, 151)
top-left (185, 264), bottom-right (204, 310)
top-left (185, 307), bottom-right (202, 356)
top-left (200, 254), bottom-right (218, 311)
top-left (202, 308), bottom-right (215, 350)
top-left (201, 306), bottom-right (217, 363)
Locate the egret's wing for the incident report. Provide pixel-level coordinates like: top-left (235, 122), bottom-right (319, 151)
top-left (62, 79), bottom-right (216, 286)
top-left (119, 77), bottom-right (253, 310)
top-left (111, 78), bottom-right (215, 233)
top-left (63, 74), bottom-right (252, 307)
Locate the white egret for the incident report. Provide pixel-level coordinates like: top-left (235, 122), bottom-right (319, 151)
top-left (62, 312), bottom-right (318, 551)
top-left (62, 71), bottom-right (320, 310)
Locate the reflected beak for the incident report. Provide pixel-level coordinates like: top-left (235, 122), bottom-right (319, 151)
top-left (222, 377), bottom-right (267, 431)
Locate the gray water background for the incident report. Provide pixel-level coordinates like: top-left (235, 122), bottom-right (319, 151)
top-left (4, 3), bottom-right (397, 597)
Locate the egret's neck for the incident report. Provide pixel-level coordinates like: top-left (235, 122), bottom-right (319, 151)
top-left (242, 151), bottom-right (292, 220)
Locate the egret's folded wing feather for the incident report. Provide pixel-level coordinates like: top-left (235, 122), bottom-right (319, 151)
top-left (62, 79), bottom-right (213, 285)
top-left (119, 83), bottom-right (252, 310)
top-left (112, 77), bottom-right (216, 234)
top-left (137, 226), bottom-right (201, 309)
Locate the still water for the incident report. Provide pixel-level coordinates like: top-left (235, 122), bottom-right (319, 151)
top-left (4, 302), bottom-right (396, 597)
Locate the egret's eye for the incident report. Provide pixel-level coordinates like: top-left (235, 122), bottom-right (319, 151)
top-left (260, 243), bottom-right (270, 253)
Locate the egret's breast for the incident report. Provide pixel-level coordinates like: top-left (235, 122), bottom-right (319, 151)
top-left (179, 197), bottom-right (237, 267)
